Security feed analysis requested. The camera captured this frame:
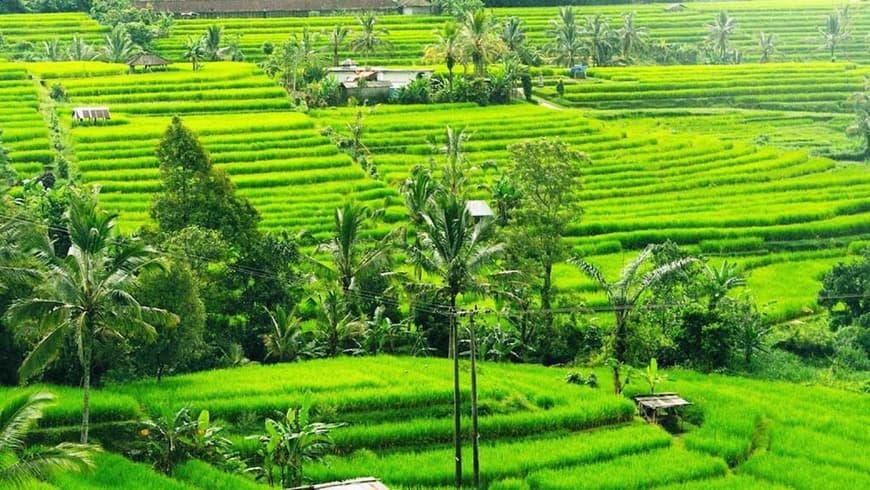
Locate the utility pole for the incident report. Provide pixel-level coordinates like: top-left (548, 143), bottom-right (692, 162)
top-left (469, 306), bottom-right (480, 488)
top-left (451, 304), bottom-right (462, 489)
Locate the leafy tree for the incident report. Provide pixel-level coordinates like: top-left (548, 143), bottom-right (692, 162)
top-left (406, 193), bottom-right (504, 487)
top-left (423, 21), bottom-right (462, 95)
top-left (99, 24), bottom-right (140, 63)
top-left (325, 24), bottom-right (350, 67)
top-left (262, 305), bottom-right (306, 363)
top-left (616, 11), bottom-right (648, 61)
top-left (818, 250), bottom-right (869, 330)
top-left (0, 391), bottom-right (97, 486)
top-left (460, 10), bottom-right (505, 77)
top-left (506, 138), bottom-right (586, 329)
top-left (7, 191), bottom-right (176, 443)
top-left (757, 31), bottom-right (777, 63)
top-left (312, 289), bottom-right (357, 358)
top-left (433, 0), bottom-right (482, 18)
top-left (140, 407), bottom-right (239, 475)
top-left (438, 125), bottom-right (470, 196)
top-left (0, 129), bottom-right (16, 187)
top-left (202, 24), bottom-right (223, 61)
top-left (819, 9), bottom-right (849, 62)
top-left (151, 116), bottom-right (260, 249)
top-left (571, 245), bottom-right (695, 394)
top-left (706, 11), bottom-right (738, 64)
top-left (582, 14), bottom-right (615, 67)
top-left (548, 7), bottom-right (583, 67)
top-left (351, 12), bottom-right (390, 66)
top-left (847, 83), bottom-right (870, 158)
top-left (703, 260), bottom-right (746, 311)
top-left (182, 35), bottom-right (205, 71)
top-left (401, 164), bottom-right (440, 227)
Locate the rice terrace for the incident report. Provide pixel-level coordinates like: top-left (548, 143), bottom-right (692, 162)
top-left (0, 0), bottom-right (868, 489)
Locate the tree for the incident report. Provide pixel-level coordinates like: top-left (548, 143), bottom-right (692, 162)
top-left (819, 9), bottom-right (849, 62)
top-left (506, 138), bottom-right (586, 329)
top-left (406, 193), bottom-right (505, 488)
top-left (182, 35), bottom-right (205, 71)
top-left (847, 84), bottom-right (870, 158)
top-left (41, 38), bottom-right (63, 61)
top-left (401, 164), bottom-right (440, 227)
top-left (818, 250), bottom-right (869, 330)
top-left (66, 35), bottom-right (97, 61)
top-left (571, 245), bottom-right (695, 394)
top-left (757, 31), bottom-right (777, 63)
top-left (460, 10), bottom-right (504, 77)
top-left (151, 116), bottom-right (260, 249)
top-left (438, 125), bottom-right (471, 196)
top-left (548, 7), bottom-right (583, 67)
top-left (99, 24), bottom-right (140, 63)
top-left (706, 11), bottom-right (738, 64)
top-left (500, 16), bottom-right (536, 65)
top-left (616, 12), bottom-right (648, 61)
top-left (262, 305), bottom-right (305, 363)
top-left (583, 14), bottom-right (615, 67)
top-left (351, 12), bottom-right (390, 66)
top-left (141, 407), bottom-right (238, 475)
top-left (703, 260), bottom-right (746, 311)
top-left (325, 24), bottom-right (350, 67)
top-left (202, 24), bottom-right (223, 61)
top-left (432, 0), bottom-right (483, 18)
top-left (0, 391), bottom-right (96, 486)
top-left (423, 21), bottom-right (461, 95)
top-left (7, 191), bottom-right (176, 443)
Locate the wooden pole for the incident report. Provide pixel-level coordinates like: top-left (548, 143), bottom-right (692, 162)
top-left (451, 303), bottom-right (462, 489)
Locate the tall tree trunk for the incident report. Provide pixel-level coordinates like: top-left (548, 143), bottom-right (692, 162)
top-left (612, 364), bottom-right (621, 396)
top-left (450, 293), bottom-right (462, 489)
top-left (541, 260), bottom-right (553, 327)
top-left (80, 343), bottom-right (92, 444)
top-left (469, 308), bottom-right (480, 488)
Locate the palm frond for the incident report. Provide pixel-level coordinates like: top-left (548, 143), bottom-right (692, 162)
top-left (631, 257), bottom-right (697, 305)
top-left (0, 392), bottom-right (54, 454)
top-left (18, 324), bottom-right (70, 382)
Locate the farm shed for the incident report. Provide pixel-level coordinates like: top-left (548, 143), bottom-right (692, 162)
top-left (135, 0), bottom-right (409, 18)
top-left (633, 393), bottom-right (690, 424)
top-left (665, 3), bottom-right (687, 12)
top-left (127, 53), bottom-right (172, 72)
top-left (291, 477), bottom-right (388, 490)
top-left (72, 107), bottom-right (110, 122)
top-left (466, 200), bottom-right (495, 222)
top-left (399, 0), bottom-right (434, 15)
top-left (328, 61), bottom-right (433, 88)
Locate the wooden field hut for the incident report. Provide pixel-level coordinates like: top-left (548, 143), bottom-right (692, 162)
top-left (290, 477), bottom-right (388, 490)
top-left (128, 53), bottom-right (172, 73)
top-left (466, 200), bottom-right (495, 223)
top-left (633, 392), bottom-right (691, 424)
top-left (665, 3), bottom-right (687, 12)
top-left (72, 107), bottom-right (111, 123)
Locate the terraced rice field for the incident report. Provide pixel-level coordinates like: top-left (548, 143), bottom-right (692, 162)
top-left (17, 357), bottom-right (870, 489)
top-left (0, 63), bottom-right (52, 177)
top-left (0, 12), bottom-right (103, 56)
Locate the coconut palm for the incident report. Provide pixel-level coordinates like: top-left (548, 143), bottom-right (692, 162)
top-left (548, 7), bottom-right (583, 67)
top-left (423, 21), bottom-right (462, 95)
top-left (351, 12), bottom-right (391, 66)
top-left (41, 39), bottom-right (63, 61)
top-left (182, 35), bottom-right (206, 71)
top-left (757, 31), bottom-right (777, 63)
top-left (325, 25), bottom-right (350, 67)
top-left (406, 193), bottom-right (504, 488)
top-left (460, 10), bottom-right (505, 77)
top-left (616, 11), bottom-right (648, 61)
top-left (6, 192), bottom-right (177, 443)
top-left (0, 391), bottom-right (97, 487)
top-left (99, 25), bottom-right (140, 63)
top-left (500, 16), bottom-right (526, 54)
top-left (400, 164), bottom-right (441, 227)
top-left (439, 125), bottom-right (470, 196)
top-left (583, 14), bottom-right (615, 66)
top-left (819, 11), bottom-right (848, 62)
top-left (706, 11), bottom-right (738, 64)
top-left (66, 35), bottom-right (97, 61)
top-left (203, 24), bottom-right (223, 61)
top-left (703, 260), bottom-right (746, 310)
top-left (262, 305), bottom-right (305, 363)
top-left (571, 244), bottom-right (695, 394)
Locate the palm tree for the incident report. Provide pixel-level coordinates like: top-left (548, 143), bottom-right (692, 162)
top-left (583, 14), bottom-right (615, 67)
top-left (406, 193), bottom-right (504, 489)
top-left (351, 12), bottom-right (391, 66)
top-left (616, 12), bottom-right (648, 61)
top-left (706, 11), bottom-right (738, 64)
top-left (41, 39), bottom-right (63, 61)
top-left (67, 35), bottom-right (97, 61)
top-left (325, 25), bottom-right (350, 67)
top-left (262, 305), bottom-right (305, 363)
top-left (460, 10), bottom-right (504, 77)
top-left (6, 192), bottom-right (177, 443)
top-left (0, 391), bottom-right (97, 487)
top-left (400, 164), bottom-right (441, 227)
top-left (423, 21), bottom-right (461, 95)
top-left (548, 7), bottom-right (583, 67)
top-left (439, 125), bottom-right (470, 196)
top-left (847, 86), bottom-right (870, 158)
top-left (500, 16), bottom-right (526, 54)
top-left (203, 24), bottom-right (223, 61)
top-left (819, 12), bottom-right (848, 62)
top-left (99, 25), bottom-right (140, 63)
top-left (757, 31), bottom-right (777, 63)
top-left (703, 261), bottom-right (746, 310)
top-left (571, 244), bottom-right (695, 394)
top-left (182, 35), bottom-right (206, 71)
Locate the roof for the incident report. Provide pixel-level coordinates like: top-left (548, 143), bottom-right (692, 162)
top-left (466, 200), bottom-right (494, 218)
top-left (665, 3), bottom-right (686, 12)
top-left (292, 477), bottom-right (388, 490)
top-left (72, 107), bottom-right (110, 119)
top-left (399, 0), bottom-right (431, 6)
top-left (136, 0), bottom-right (397, 13)
top-left (633, 393), bottom-right (691, 410)
top-left (128, 53), bottom-right (171, 67)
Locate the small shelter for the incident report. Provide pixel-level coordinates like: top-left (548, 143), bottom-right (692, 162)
top-left (72, 107), bottom-right (111, 123)
top-left (127, 53), bottom-right (172, 73)
top-left (399, 0), bottom-right (433, 15)
top-left (466, 200), bottom-right (495, 223)
top-left (290, 477), bottom-right (388, 490)
top-left (633, 392), bottom-right (691, 424)
top-left (665, 3), bottom-right (687, 12)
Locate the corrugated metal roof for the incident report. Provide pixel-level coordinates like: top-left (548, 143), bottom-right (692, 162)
top-left (128, 53), bottom-right (171, 66)
top-left (466, 200), bottom-right (494, 218)
top-left (633, 393), bottom-right (691, 410)
top-left (292, 477), bottom-right (389, 490)
top-left (72, 107), bottom-right (111, 120)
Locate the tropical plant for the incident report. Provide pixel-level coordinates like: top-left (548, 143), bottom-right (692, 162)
top-left (706, 11), bottom-right (738, 64)
top-left (7, 191), bottom-right (177, 443)
top-left (182, 35), bottom-right (205, 71)
top-left (325, 24), bottom-right (350, 67)
top-left (636, 358), bottom-right (666, 394)
top-left (703, 261), bottom-right (746, 311)
top-left (616, 12), bottom-right (648, 61)
top-left (41, 38), bottom-right (63, 61)
top-left (846, 84), bottom-right (870, 158)
top-left (0, 391), bottom-right (97, 487)
top-left (312, 289), bottom-right (358, 357)
top-left (423, 21), bottom-right (462, 95)
top-left (460, 10), bottom-right (505, 77)
top-left (202, 24), bottom-right (223, 61)
top-left (757, 31), bottom-right (777, 63)
top-left (582, 14), bottom-right (615, 66)
top-left (433, 0), bottom-right (483, 18)
top-left (254, 405), bottom-right (343, 488)
top-left (571, 245), bottom-right (695, 394)
top-left (99, 24), bottom-right (140, 63)
top-left (401, 164), bottom-right (441, 227)
top-left (262, 305), bottom-right (306, 363)
top-left (66, 35), bottom-right (97, 61)
top-left (819, 9), bottom-right (849, 61)
top-left (548, 7), bottom-right (583, 67)
top-left (351, 12), bottom-right (390, 66)
top-left (140, 407), bottom-right (238, 475)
